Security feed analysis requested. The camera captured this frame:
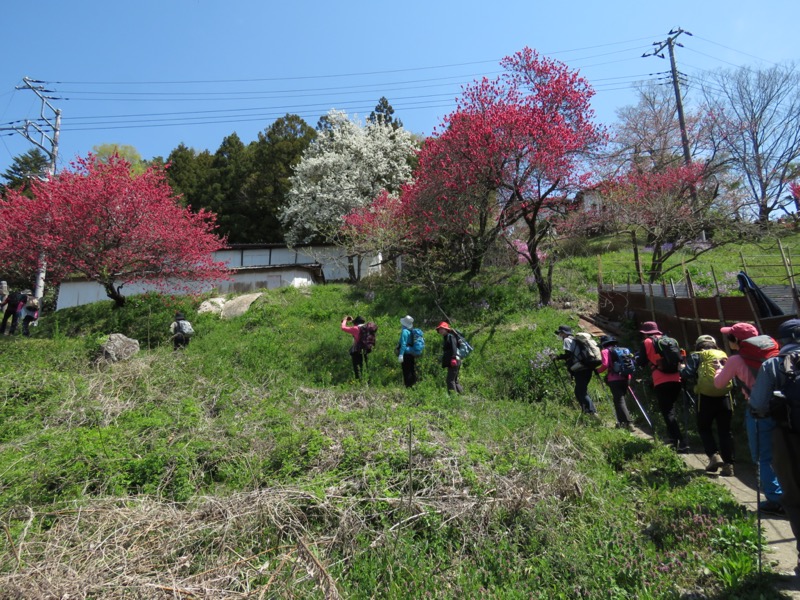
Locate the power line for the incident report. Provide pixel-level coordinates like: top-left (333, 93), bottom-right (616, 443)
top-left (44, 35), bottom-right (662, 86)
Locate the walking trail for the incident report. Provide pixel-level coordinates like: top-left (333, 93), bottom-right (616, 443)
top-left (578, 318), bottom-right (800, 597)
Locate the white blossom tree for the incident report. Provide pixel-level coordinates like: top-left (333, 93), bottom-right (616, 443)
top-left (281, 109), bottom-right (417, 248)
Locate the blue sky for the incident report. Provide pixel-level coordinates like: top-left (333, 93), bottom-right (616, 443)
top-left (1, 0), bottom-right (797, 175)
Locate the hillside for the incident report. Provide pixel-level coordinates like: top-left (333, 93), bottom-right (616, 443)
top-left (0, 270), bottom-right (787, 598)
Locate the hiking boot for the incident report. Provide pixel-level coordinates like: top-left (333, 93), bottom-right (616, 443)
top-left (719, 463), bottom-right (734, 477)
top-left (626, 422), bottom-right (635, 432)
top-left (705, 453), bottom-right (724, 472)
top-left (758, 500), bottom-right (785, 516)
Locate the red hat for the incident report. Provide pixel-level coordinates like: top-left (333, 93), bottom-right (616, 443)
top-left (720, 322), bottom-right (758, 341)
top-left (639, 321), bottom-right (662, 335)
top-left (436, 321), bottom-right (452, 331)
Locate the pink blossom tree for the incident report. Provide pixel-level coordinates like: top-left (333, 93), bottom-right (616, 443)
top-left (0, 154), bottom-right (230, 306)
top-left (394, 48), bottom-right (604, 304)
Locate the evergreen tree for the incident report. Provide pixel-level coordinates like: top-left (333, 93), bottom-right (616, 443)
top-left (368, 97), bottom-right (403, 130)
top-left (0, 149), bottom-right (50, 198)
top-left (242, 115), bottom-right (316, 243)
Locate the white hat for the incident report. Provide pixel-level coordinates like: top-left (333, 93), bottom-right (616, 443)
top-left (400, 315), bottom-right (414, 329)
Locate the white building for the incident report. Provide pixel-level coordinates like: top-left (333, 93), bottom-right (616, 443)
top-left (55, 244), bottom-right (380, 310)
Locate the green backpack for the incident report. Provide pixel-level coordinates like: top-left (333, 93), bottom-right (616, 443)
top-left (694, 349), bottom-right (731, 397)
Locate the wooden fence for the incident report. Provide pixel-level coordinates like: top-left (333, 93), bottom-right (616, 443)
top-left (597, 245), bottom-right (800, 349)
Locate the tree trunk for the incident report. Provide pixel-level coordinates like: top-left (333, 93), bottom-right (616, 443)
top-left (103, 282), bottom-right (126, 307)
top-left (529, 255), bottom-right (553, 306)
top-left (347, 255), bottom-right (357, 282)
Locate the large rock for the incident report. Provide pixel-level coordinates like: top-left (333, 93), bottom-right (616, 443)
top-left (96, 333), bottom-right (140, 364)
top-left (198, 297), bottom-right (226, 315)
top-left (220, 293), bottom-right (262, 319)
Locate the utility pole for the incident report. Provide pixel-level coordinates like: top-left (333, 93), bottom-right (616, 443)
top-left (4, 77), bottom-right (63, 299)
top-left (643, 28), bottom-right (693, 166)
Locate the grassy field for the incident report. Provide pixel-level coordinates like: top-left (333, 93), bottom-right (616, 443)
top-left (0, 245), bottom-right (792, 598)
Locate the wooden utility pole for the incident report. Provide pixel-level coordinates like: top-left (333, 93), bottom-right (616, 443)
top-left (643, 28), bottom-right (693, 167)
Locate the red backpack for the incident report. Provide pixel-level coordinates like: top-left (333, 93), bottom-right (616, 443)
top-left (738, 335), bottom-right (780, 376)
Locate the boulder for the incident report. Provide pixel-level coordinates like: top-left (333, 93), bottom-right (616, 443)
top-left (96, 333), bottom-right (140, 364)
top-left (198, 297), bottom-right (226, 315)
top-left (220, 293), bottom-right (262, 319)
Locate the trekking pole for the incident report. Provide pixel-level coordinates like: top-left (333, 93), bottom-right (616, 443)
top-left (627, 386), bottom-right (653, 430)
top-left (755, 412), bottom-right (763, 575)
top-left (549, 356), bottom-right (573, 401)
top-left (549, 356), bottom-right (570, 394)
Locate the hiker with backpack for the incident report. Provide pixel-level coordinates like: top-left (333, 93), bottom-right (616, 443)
top-left (636, 321), bottom-right (689, 453)
top-left (341, 316), bottom-right (377, 380)
top-left (714, 322), bottom-right (783, 513)
top-left (0, 288), bottom-right (28, 336)
top-left (597, 335), bottom-right (635, 430)
top-left (555, 325), bottom-right (598, 415)
top-left (170, 311), bottom-right (194, 350)
top-left (680, 335), bottom-right (734, 476)
top-left (20, 295), bottom-right (39, 337)
top-left (749, 318), bottom-right (800, 574)
top-left (397, 315), bottom-right (423, 388)
top-left (436, 321), bottom-right (463, 394)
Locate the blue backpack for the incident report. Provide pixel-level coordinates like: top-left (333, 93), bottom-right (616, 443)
top-left (407, 328), bottom-right (425, 356)
top-left (610, 347), bottom-right (636, 376)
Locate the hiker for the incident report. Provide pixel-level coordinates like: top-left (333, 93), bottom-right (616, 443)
top-left (681, 335), bottom-right (734, 476)
top-left (0, 288), bottom-right (28, 336)
top-left (597, 335), bottom-right (635, 430)
top-left (436, 321), bottom-right (463, 394)
top-left (20, 296), bottom-right (39, 337)
top-left (555, 325), bottom-right (597, 415)
top-left (636, 321), bottom-right (689, 452)
top-left (341, 315), bottom-right (371, 379)
top-left (397, 315), bottom-right (420, 388)
top-left (749, 318), bottom-right (800, 574)
top-left (170, 311), bottom-right (194, 350)
top-left (714, 322), bottom-right (783, 513)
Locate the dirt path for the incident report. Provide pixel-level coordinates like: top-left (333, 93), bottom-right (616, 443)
top-left (578, 317), bottom-right (800, 596)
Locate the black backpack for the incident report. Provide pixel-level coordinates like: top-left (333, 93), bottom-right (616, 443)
top-left (5, 291), bottom-right (22, 308)
top-left (652, 335), bottom-right (681, 374)
top-left (771, 351), bottom-right (800, 432)
top-left (356, 322), bottom-right (378, 354)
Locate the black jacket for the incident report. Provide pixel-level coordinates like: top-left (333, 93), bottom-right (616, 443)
top-left (441, 332), bottom-right (459, 368)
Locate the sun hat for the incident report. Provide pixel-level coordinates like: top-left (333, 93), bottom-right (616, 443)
top-left (555, 325), bottom-right (573, 336)
top-left (400, 315), bottom-right (414, 329)
top-left (639, 321), bottom-right (662, 335)
top-left (599, 335), bottom-right (617, 348)
top-left (436, 321), bottom-right (452, 331)
top-left (719, 322), bottom-right (758, 342)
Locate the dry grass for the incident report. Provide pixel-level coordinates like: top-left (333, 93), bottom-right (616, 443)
top-left (0, 433), bottom-right (586, 599)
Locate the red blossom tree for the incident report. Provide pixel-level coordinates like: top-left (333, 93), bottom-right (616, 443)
top-left (0, 154), bottom-right (230, 306)
top-left (592, 161), bottom-right (739, 281)
top-left (385, 47), bottom-right (604, 304)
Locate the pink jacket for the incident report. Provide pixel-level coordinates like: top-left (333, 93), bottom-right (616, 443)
top-left (597, 347), bottom-right (630, 382)
top-left (341, 318), bottom-right (361, 346)
top-left (714, 354), bottom-right (755, 399)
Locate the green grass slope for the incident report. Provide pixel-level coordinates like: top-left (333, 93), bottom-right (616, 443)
top-left (0, 272), bottom-right (781, 598)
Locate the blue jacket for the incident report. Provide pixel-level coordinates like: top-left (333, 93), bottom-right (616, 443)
top-left (398, 327), bottom-right (412, 359)
top-left (749, 342), bottom-right (800, 414)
